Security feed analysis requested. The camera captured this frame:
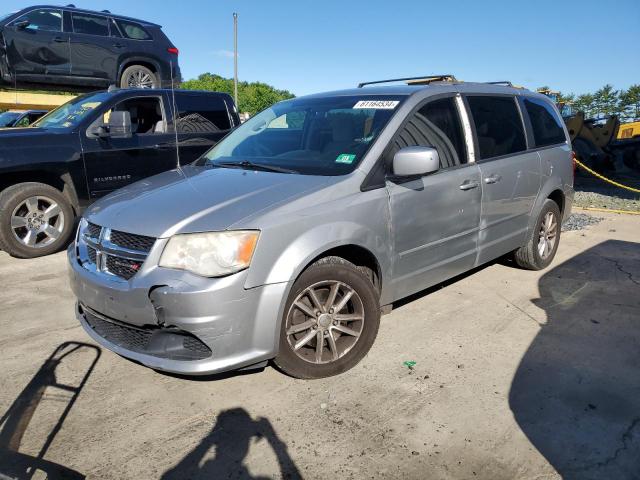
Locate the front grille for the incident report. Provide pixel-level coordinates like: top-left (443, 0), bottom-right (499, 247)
top-left (87, 246), bottom-right (97, 264)
top-left (82, 307), bottom-right (212, 361)
top-left (105, 255), bottom-right (141, 280)
top-left (87, 222), bottom-right (102, 239)
top-left (110, 230), bottom-right (155, 252)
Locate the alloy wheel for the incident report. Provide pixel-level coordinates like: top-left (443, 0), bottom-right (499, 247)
top-left (285, 280), bottom-right (365, 364)
top-left (538, 211), bottom-right (558, 259)
top-left (126, 69), bottom-right (154, 89)
top-left (11, 196), bottom-right (65, 249)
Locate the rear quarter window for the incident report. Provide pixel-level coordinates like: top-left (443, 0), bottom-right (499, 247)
top-left (175, 95), bottom-right (232, 132)
top-left (523, 98), bottom-right (567, 147)
top-left (467, 95), bottom-right (527, 160)
top-left (116, 19), bottom-right (151, 40)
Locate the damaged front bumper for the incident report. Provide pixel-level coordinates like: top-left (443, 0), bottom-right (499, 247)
top-left (67, 245), bottom-right (289, 375)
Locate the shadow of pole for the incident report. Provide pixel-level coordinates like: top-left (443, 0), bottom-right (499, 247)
top-left (0, 342), bottom-right (101, 480)
top-left (162, 408), bottom-right (302, 480)
top-left (509, 240), bottom-right (640, 479)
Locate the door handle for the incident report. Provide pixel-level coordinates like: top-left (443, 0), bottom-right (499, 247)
top-left (459, 180), bottom-right (480, 191)
top-left (113, 43), bottom-right (125, 49)
top-left (154, 143), bottom-right (174, 150)
top-left (484, 174), bottom-right (502, 184)
top-left (53, 36), bottom-right (67, 43)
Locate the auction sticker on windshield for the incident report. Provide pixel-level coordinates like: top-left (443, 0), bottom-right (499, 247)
top-left (335, 154), bottom-right (356, 164)
top-left (353, 100), bottom-right (399, 109)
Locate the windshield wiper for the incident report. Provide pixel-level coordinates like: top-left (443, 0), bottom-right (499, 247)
top-left (214, 160), bottom-right (298, 174)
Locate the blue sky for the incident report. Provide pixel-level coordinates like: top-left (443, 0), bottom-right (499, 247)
top-left (4, 0), bottom-right (639, 96)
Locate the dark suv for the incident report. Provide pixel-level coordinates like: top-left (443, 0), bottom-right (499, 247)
top-left (0, 5), bottom-right (180, 89)
top-left (0, 88), bottom-right (239, 258)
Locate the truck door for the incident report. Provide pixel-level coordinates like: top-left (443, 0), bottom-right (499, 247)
top-left (81, 95), bottom-right (177, 198)
top-left (68, 11), bottom-right (118, 82)
top-left (4, 8), bottom-right (70, 76)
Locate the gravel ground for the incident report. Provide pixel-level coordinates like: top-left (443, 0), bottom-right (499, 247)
top-left (573, 174), bottom-right (640, 212)
top-left (562, 213), bottom-right (603, 231)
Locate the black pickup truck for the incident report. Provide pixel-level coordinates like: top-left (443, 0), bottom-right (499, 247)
top-left (0, 88), bottom-right (239, 258)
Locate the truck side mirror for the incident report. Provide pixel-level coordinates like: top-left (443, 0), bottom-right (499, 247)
top-left (14, 20), bottom-right (31, 30)
top-left (392, 146), bottom-right (440, 177)
top-left (107, 111), bottom-right (132, 139)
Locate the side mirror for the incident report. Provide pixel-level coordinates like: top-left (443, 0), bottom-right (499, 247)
top-left (107, 111), bottom-right (132, 139)
top-left (14, 20), bottom-right (31, 30)
top-left (392, 146), bottom-right (440, 177)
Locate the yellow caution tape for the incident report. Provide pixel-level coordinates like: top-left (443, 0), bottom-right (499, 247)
top-left (573, 158), bottom-right (640, 194)
top-left (578, 207), bottom-right (640, 216)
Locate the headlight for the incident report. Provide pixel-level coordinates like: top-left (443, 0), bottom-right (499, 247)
top-left (159, 231), bottom-right (259, 277)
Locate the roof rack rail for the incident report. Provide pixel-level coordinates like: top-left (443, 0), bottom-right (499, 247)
top-left (358, 75), bottom-right (457, 88)
top-left (486, 81), bottom-right (513, 86)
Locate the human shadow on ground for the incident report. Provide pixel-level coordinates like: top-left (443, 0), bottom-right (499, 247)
top-left (0, 342), bottom-right (101, 480)
top-left (162, 408), bottom-right (302, 480)
top-left (509, 240), bottom-right (640, 479)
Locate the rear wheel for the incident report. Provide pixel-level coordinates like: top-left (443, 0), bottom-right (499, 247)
top-left (513, 199), bottom-right (561, 270)
top-left (120, 65), bottom-right (159, 89)
top-left (0, 183), bottom-right (75, 258)
top-left (274, 257), bottom-right (381, 379)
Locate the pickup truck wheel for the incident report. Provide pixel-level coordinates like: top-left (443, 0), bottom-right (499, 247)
top-left (274, 256), bottom-right (381, 379)
top-left (0, 183), bottom-right (75, 258)
top-left (513, 199), bottom-right (561, 270)
top-left (120, 65), bottom-right (159, 89)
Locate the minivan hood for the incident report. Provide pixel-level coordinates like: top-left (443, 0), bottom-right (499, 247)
top-left (85, 165), bottom-right (333, 238)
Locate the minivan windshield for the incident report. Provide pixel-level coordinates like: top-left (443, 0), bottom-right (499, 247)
top-left (33, 92), bottom-right (112, 129)
top-left (203, 95), bottom-right (405, 175)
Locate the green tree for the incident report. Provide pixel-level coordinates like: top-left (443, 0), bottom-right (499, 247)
top-left (181, 73), bottom-right (294, 115)
top-left (573, 93), bottom-right (596, 118)
top-left (619, 84), bottom-right (640, 122)
top-left (591, 84), bottom-right (620, 118)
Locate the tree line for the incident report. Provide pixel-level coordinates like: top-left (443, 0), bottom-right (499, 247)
top-left (181, 73), bottom-right (294, 115)
top-left (543, 84), bottom-right (640, 122)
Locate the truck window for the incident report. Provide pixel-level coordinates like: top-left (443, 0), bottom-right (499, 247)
top-left (12, 8), bottom-right (62, 32)
top-left (390, 97), bottom-right (467, 169)
top-left (175, 95), bottom-right (231, 133)
top-left (99, 97), bottom-right (165, 135)
top-left (116, 19), bottom-right (151, 40)
top-left (467, 96), bottom-right (526, 159)
top-left (523, 98), bottom-right (566, 147)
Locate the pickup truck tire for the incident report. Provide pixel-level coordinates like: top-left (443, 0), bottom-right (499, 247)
top-left (0, 183), bottom-right (75, 258)
top-left (513, 199), bottom-right (561, 270)
top-left (274, 256), bottom-right (380, 379)
top-left (120, 65), bottom-right (159, 89)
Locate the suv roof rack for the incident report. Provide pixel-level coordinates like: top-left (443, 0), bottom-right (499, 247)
top-left (486, 81), bottom-right (513, 86)
top-left (357, 75), bottom-right (457, 88)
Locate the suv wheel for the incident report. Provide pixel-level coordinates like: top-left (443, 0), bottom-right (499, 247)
top-left (120, 65), bottom-right (159, 89)
top-left (274, 256), bottom-right (381, 379)
top-left (513, 199), bottom-right (561, 270)
top-left (0, 183), bottom-right (75, 258)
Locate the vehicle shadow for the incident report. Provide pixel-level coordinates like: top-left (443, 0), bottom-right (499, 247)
top-left (0, 342), bottom-right (101, 480)
top-left (161, 408), bottom-right (302, 480)
top-left (509, 240), bottom-right (640, 479)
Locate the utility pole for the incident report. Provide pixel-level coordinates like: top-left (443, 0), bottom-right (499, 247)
top-left (233, 12), bottom-right (238, 108)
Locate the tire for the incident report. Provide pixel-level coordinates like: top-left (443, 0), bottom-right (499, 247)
top-left (513, 199), bottom-right (561, 271)
top-left (0, 182), bottom-right (75, 258)
top-left (120, 65), bottom-right (159, 89)
top-left (274, 256), bottom-right (381, 379)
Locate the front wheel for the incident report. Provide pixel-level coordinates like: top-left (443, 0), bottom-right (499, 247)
top-left (120, 65), bottom-right (159, 89)
top-left (0, 182), bottom-right (75, 258)
top-left (274, 257), bottom-right (381, 379)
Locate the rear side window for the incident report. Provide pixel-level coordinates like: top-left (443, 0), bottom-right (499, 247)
top-left (391, 96), bottom-right (467, 169)
top-left (116, 19), bottom-right (152, 40)
top-left (72, 13), bottom-right (109, 36)
top-left (467, 96), bottom-right (526, 159)
top-left (524, 98), bottom-right (566, 147)
top-left (175, 95), bottom-right (231, 133)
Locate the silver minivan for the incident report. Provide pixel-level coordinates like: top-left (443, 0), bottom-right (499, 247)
top-left (68, 77), bottom-right (574, 378)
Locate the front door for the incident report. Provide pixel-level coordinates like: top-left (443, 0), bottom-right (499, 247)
top-left (387, 96), bottom-right (482, 300)
top-left (465, 95), bottom-right (542, 264)
top-left (81, 95), bottom-right (176, 198)
top-left (4, 8), bottom-right (70, 76)
top-left (68, 11), bottom-right (118, 81)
